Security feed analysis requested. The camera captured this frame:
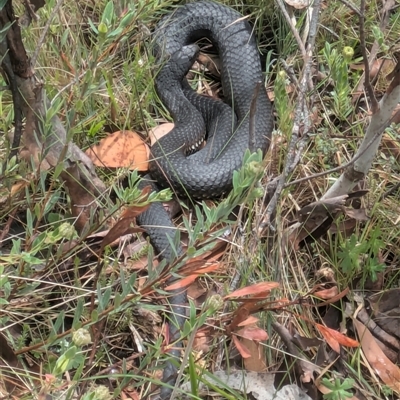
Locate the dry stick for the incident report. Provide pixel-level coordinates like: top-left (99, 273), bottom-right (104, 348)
top-left (0, 7), bottom-right (24, 158)
top-left (359, 0), bottom-right (379, 113)
top-left (354, 0), bottom-right (395, 97)
top-left (272, 321), bottom-right (318, 379)
top-left (248, 81), bottom-right (261, 152)
top-left (31, 0), bottom-right (64, 67)
top-left (259, 0), bottom-right (322, 232)
top-left (337, 0), bottom-right (361, 16)
top-left (282, 129), bottom-right (384, 188)
top-left (275, 0), bottom-right (307, 58)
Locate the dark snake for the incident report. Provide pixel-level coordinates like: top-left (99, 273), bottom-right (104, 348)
top-left (136, 1), bottom-right (273, 398)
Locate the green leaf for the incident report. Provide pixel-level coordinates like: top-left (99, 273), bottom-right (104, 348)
top-left (101, 1), bottom-right (114, 26)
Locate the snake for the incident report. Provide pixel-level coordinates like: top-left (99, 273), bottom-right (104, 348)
top-left (136, 1), bottom-right (273, 398)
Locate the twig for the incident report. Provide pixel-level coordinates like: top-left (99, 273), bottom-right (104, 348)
top-left (31, 0), bottom-right (64, 67)
top-left (275, 0), bottom-right (307, 58)
top-left (248, 81), bottom-right (261, 152)
top-left (354, 0), bottom-right (395, 100)
top-left (379, 181), bottom-right (400, 201)
top-left (359, 0), bottom-right (378, 113)
top-left (259, 0), bottom-right (322, 232)
top-left (337, 0), bottom-right (361, 16)
top-left (280, 59), bottom-right (299, 87)
top-left (1, 55), bottom-right (23, 159)
top-left (282, 129), bottom-right (384, 188)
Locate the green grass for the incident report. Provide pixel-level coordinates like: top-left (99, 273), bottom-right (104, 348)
top-left (1, 0), bottom-right (400, 399)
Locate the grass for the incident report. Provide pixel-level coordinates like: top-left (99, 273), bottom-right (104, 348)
top-left (1, 0), bottom-right (400, 399)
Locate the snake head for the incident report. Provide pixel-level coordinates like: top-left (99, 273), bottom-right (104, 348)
top-left (167, 44), bottom-right (200, 81)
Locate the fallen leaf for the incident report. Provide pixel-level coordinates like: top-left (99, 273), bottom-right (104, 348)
top-left (165, 262), bottom-right (220, 290)
top-left (292, 334), bottom-right (323, 351)
top-left (235, 326), bottom-right (269, 341)
top-left (313, 286), bottom-right (339, 300)
top-left (99, 187), bottom-right (151, 253)
top-left (353, 319), bottom-right (400, 394)
top-left (350, 58), bottom-right (395, 80)
top-left (187, 370), bottom-right (313, 399)
top-left (193, 330), bottom-right (212, 353)
top-left (368, 288), bottom-right (400, 338)
top-left (316, 323), bottom-right (359, 353)
top-left (237, 316), bottom-right (259, 327)
top-left (232, 335), bottom-right (251, 358)
top-left (62, 164), bottom-right (101, 231)
top-left (149, 123), bottom-right (175, 146)
top-left (86, 130), bottom-right (149, 171)
top-left (187, 280), bottom-right (207, 300)
top-left (343, 207), bottom-right (369, 221)
top-left (242, 339), bottom-right (266, 372)
top-left (227, 306), bottom-right (251, 333)
top-left (224, 282), bottom-right (280, 299)
top-left (165, 275), bottom-right (198, 291)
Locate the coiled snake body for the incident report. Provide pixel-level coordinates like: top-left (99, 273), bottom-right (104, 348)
top-left (137, 1), bottom-right (273, 398)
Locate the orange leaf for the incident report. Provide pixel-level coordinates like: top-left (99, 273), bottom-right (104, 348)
top-left (180, 261), bottom-right (220, 276)
top-left (316, 323), bottom-right (359, 353)
top-left (149, 123), bottom-right (174, 146)
top-left (226, 305), bottom-right (251, 334)
top-left (86, 130), bottom-right (149, 171)
top-left (314, 286), bottom-right (339, 300)
top-left (165, 275), bottom-right (199, 291)
top-left (235, 327), bottom-right (269, 341)
top-left (237, 316), bottom-right (259, 327)
top-left (224, 282), bottom-right (280, 299)
top-left (353, 319), bottom-right (400, 393)
top-left (232, 335), bottom-right (251, 358)
top-left (99, 187), bottom-right (151, 253)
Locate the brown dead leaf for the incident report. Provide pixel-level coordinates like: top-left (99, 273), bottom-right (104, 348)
top-left (232, 335), bottom-right (251, 358)
top-left (62, 164), bottom-right (101, 231)
top-left (235, 327), bottom-right (269, 342)
top-left (237, 316), bottom-right (259, 327)
top-left (242, 339), bottom-right (266, 372)
top-left (165, 275), bottom-right (198, 291)
top-left (193, 330), bottom-right (212, 353)
top-left (329, 219), bottom-right (357, 236)
top-left (165, 263), bottom-right (220, 291)
top-left (227, 305), bottom-right (251, 333)
top-left (316, 323), bottom-right (359, 353)
top-left (187, 280), bottom-right (208, 300)
top-left (350, 58), bottom-right (395, 80)
top-left (353, 319), bottom-right (400, 394)
top-left (343, 207), bottom-right (369, 221)
top-left (314, 287), bottom-right (350, 307)
top-left (224, 282), bottom-right (280, 299)
top-left (99, 187), bottom-right (151, 253)
top-left (292, 334), bottom-right (323, 351)
top-left (297, 196), bottom-right (347, 223)
top-left (313, 286), bottom-right (339, 300)
top-left (368, 288), bottom-right (400, 342)
top-left (381, 132), bottom-right (400, 161)
top-left (149, 123), bottom-right (175, 146)
top-left (86, 130), bottom-right (149, 171)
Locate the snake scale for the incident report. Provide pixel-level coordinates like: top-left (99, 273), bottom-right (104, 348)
top-left (137, 1), bottom-right (273, 398)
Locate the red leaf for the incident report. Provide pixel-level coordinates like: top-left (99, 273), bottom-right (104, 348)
top-left (236, 327), bottom-right (269, 341)
top-left (226, 306), bottom-right (251, 334)
top-left (232, 335), bottom-right (251, 358)
top-left (165, 275), bottom-right (199, 291)
top-left (237, 316), bottom-right (259, 327)
top-left (316, 323), bottom-right (359, 353)
top-left (224, 282), bottom-right (280, 299)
